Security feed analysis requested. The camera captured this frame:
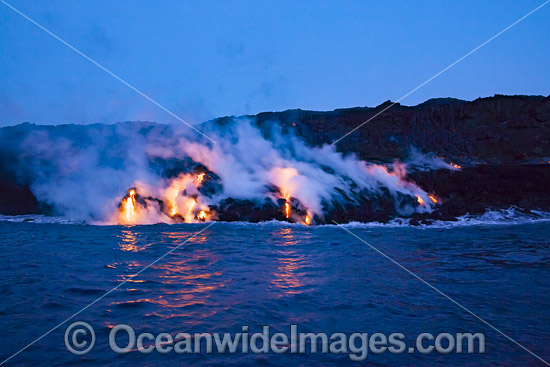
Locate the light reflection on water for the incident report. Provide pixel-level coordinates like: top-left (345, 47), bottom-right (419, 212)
top-left (118, 229), bottom-right (151, 252)
top-left (272, 227), bottom-right (307, 295)
top-left (112, 227), bottom-right (228, 320)
top-left (2, 222), bottom-right (547, 365)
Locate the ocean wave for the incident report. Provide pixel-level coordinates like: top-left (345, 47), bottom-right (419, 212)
top-left (0, 215), bottom-right (85, 225)
top-left (2, 207), bottom-right (550, 229)
top-left (337, 207), bottom-right (550, 229)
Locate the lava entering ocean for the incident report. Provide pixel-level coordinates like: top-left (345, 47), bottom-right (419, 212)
top-left (114, 172), bottom-right (214, 225)
top-left (109, 125), bottom-right (441, 225)
top-left (0, 119), bottom-right (448, 225)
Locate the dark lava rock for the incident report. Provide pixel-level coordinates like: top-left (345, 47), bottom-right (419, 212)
top-left (410, 164), bottom-right (550, 219)
top-left (0, 176), bottom-right (38, 215)
top-left (229, 94), bottom-right (550, 166)
top-left (1, 95), bottom-right (550, 223)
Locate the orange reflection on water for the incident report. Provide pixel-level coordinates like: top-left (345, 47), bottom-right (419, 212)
top-left (272, 228), bottom-right (306, 295)
top-left (162, 231), bottom-right (210, 245)
top-left (118, 230), bottom-right (152, 252)
top-left (113, 233), bottom-right (229, 321)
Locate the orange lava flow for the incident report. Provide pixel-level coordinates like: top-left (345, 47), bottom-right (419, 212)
top-left (284, 202), bottom-right (290, 218)
top-left (124, 189), bottom-right (137, 222)
top-left (187, 200), bottom-right (197, 216)
top-left (195, 173), bottom-right (205, 186)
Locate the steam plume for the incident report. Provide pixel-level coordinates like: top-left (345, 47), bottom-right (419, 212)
top-left (0, 119), bottom-right (438, 224)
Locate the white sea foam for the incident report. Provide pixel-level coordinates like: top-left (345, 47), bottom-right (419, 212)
top-left (337, 207), bottom-right (550, 229)
top-left (2, 207), bottom-right (549, 228)
top-left (0, 214), bottom-right (85, 224)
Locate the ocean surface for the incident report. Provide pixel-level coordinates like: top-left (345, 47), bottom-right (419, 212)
top-left (0, 217), bottom-right (549, 366)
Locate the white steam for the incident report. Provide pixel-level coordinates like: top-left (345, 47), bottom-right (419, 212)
top-left (0, 119), bottom-right (436, 224)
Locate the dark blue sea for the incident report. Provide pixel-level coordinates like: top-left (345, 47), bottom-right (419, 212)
top-left (0, 218), bottom-right (549, 366)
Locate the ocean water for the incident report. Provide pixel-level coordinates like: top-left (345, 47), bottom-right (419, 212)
top-left (0, 219), bottom-right (549, 366)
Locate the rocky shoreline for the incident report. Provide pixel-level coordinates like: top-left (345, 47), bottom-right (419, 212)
top-left (204, 94), bottom-right (550, 223)
top-left (1, 94), bottom-right (549, 223)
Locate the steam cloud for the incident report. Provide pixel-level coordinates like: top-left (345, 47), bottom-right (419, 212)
top-left (0, 119), bottom-right (438, 224)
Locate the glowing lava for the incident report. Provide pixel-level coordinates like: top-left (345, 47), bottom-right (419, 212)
top-left (160, 172), bottom-right (210, 222)
top-left (281, 187), bottom-right (292, 219)
top-left (169, 186), bottom-right (186, 216)
top-left (281, 185), bottom-right (294, 218)
top-left (187, 200), bottom-right (196, 215)
top-left (284, 202), bottom-right (290, 218)
top-left (195, 173), bottom-right (205, 185)
top-left (124, 189), bottom-right (137, 222)
top-left (197, 210), bottom-right (207, 221)
top-left (111, 156), bottom-right (436, 225)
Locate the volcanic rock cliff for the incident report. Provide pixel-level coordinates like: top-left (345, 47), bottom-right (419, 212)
top-left (241, 94), bottom-right (550, 166)
top-left (1, 94), bottom-right (549, 222)
top-left (210, 94), bottom-right (550, 222)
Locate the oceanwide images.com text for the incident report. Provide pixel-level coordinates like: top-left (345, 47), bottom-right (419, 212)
top-left (65, 322), bottom-right (486, 361)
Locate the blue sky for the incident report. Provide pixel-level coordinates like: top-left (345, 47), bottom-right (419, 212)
top-left (0, 0), bottom-right (549, 126)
